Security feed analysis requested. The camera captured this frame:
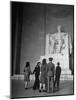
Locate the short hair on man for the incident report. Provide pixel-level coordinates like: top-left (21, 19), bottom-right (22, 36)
top-left (49, 57), bottom-right (53, 61)
top-left (57, 62), bottom-right (60, 65)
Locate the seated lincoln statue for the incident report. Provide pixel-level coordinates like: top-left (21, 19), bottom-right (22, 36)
top-left (46, 25), bottom-right (72, 55)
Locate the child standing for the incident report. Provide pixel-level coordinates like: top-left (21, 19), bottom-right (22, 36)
top-left (33, 62), bottom-right (40, 90)
top-left (54, 62), bottom-right (61, 90)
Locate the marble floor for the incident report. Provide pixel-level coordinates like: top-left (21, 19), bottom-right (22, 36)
top-left (11, 79), bottom-right (74, 99)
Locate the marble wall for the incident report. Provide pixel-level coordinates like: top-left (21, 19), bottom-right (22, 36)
top-left (12, 3), bottom-right (74, 74)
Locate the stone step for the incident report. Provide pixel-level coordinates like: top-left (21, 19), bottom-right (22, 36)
top-left (60, 74), bottom-right (73, 80)
top-left (11, 74), bottom-right (73, 81)
top-left (11, 74), bottom-right (35, 80)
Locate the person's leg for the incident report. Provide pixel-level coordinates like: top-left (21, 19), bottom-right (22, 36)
top-left (54, 77), bottom-right (56, 87)
top-left (57, 78), bottom-right (60, 90)
top-left (33, 79), bottom-right (36, 89)
top-left (39, 83), bottom-right (42, 92)
top-left (47, 76), bottom-right (50, 92)
top-left (35, 78), bottom-right (39, 89)
top-left (45, 77), bottom-right (47, 91)
top-left (37, 78), bottom-right (39, 89)
top-left (54, 77), bottom-right (58, 92)
top-left (25, 81), bottom-right (27, 89)
top-left (54, 76), bottom-right (57, 87)
top-left (51, 77), bottom-right (54, 92)
top-left (43, 83), bottom-right (46, 91)
top-left (53, 77), bottom-right (54, 92)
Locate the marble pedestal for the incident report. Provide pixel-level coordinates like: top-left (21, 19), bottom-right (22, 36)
top-left (39, 54), bottom-right (73, 80)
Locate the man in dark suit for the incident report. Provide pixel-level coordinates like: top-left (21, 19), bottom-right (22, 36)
top-left (54, 62), bottom-right (61, 90)
top-left (47, 57), bottom-right (55, 92)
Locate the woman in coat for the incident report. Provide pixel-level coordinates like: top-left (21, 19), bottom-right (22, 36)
top-left (39, 59), bottom-right (47, 92)
top-left (24, 62), bottom-right (31, 89)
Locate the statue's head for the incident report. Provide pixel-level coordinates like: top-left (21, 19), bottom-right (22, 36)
top-left (57, 25), bottom-right (61, 32)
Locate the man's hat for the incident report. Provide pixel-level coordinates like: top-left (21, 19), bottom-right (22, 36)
top-left (49, 57), bottom-right (53, 61)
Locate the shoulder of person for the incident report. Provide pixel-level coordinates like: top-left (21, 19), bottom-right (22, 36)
top-left (52, 63), bottom-right (55, 66)
top-left (59, 66), bottom-right (61, 69)
top-left (56, 66), bottom-right (58, 69)
top-left (47, 62), bottom-right (50, 66)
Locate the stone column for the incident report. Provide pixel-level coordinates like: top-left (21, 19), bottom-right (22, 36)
top-left (11, 3), bottom-right (23, 75)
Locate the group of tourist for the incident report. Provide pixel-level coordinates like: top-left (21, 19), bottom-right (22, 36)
top-left (24, 57), bottom-right (61, 93)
